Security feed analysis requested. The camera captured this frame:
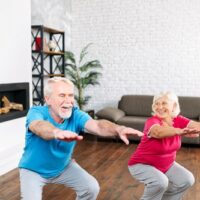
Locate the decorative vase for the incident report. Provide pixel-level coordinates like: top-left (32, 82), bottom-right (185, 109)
top-left (48, 40), bottom-right (56, 51)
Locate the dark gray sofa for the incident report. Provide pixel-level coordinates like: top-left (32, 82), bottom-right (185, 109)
top-left (96, 95), bottom-right (200, 145)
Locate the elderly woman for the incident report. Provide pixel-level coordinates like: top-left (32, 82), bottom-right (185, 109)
top-left (128, 91), bottom-right (200, 200)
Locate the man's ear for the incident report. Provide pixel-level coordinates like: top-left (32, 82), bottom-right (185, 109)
top-left (44, 95), bottom-right (50, 105)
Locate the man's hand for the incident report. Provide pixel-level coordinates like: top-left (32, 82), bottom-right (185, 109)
top-left (116, 126), bottom-right (144, 145)
top-left (53, 129), bottom-right (83, 142)
top-left (84, 119), bottom-right (143, 144)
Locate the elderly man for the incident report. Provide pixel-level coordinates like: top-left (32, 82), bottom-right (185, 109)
top-left (18, 77), bottom-right (143, 200)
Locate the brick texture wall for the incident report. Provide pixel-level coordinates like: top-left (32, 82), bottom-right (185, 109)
top-left (71, 0), bottom-right (200, 111)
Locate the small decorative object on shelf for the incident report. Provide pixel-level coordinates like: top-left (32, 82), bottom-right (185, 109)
top-left (48, 40), bottom-right (57, 51)
top-left (35, 37), bottom-right (41, 50)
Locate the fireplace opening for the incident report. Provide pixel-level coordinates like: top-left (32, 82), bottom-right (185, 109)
top-left (0, 82), bottom-right (30, 123)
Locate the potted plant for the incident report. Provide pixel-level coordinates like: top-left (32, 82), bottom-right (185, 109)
top-left (64, 43), bottom-right (103, 111)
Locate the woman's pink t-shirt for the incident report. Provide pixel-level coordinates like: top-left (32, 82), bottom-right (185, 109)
top-left (128, 115), bottom-right (190, 173)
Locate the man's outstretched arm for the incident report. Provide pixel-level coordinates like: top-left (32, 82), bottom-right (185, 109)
top-left (29, 120), bottom-right (83, 141)
top-left (84, 119), bottom-right (144, 145)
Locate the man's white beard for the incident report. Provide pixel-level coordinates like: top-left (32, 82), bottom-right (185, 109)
top-left (59, 109), bottom-right (72, 119)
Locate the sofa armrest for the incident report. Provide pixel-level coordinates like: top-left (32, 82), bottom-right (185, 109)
top-left (95, 107), bottom-right (125, 122)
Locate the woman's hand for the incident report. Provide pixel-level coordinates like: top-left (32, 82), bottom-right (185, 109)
top-left (182, 127), bottom-right (200, 134)
top-left (181, 127), bottom-right (200, 137)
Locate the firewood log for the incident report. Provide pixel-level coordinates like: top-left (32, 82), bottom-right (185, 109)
top-left (2, 96), bottom-right (23, 111)
top-left (2, 96), bottom-right (11, 109)
top-left (0, 107), bottom-right (10, 114)
top-left (10, 103), bottom-right (23, 111)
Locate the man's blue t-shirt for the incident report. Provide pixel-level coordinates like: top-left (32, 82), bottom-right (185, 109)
top-left (18, 106), bottom-right (91, 178)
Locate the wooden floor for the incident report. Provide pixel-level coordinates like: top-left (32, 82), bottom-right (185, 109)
top-left (1, 136), bottom-right (200, 200)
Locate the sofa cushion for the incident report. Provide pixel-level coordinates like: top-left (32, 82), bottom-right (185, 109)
top-left (117, 116), bottom-right (148, 131)
top-left (181, 136), bottom-right (200, 144)
top-left (118, 95), bottom-right (153, 117)
top-left (95, 107), bottom-right (125, 122)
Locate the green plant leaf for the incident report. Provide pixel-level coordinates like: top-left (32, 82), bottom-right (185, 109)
top-left (65, 63), bottom-right (77, 71)
top-left (80, 60), bottom-right (102, 72)
top-left (64, 51), bottom-right (76, 64)
top-left (65, 69), bottom-right (77, 82)
top-left (79, 43), bottom-right (93, 64)
top-left (81, 72), bottom-right (102, 88)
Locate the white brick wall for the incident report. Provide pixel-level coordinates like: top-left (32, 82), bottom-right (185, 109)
top-left (71, 0), bottom-right (200, 111)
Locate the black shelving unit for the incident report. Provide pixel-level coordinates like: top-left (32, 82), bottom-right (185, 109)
top-left (31, 25), bottom-right (65, 105)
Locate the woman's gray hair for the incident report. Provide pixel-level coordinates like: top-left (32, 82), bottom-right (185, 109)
top-left (152, 91), bottom-right (180, 117)
top-left (44, 77), bottom-right (74, 96)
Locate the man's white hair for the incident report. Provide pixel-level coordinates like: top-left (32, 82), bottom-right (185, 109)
top-left (44, 77), bottom-right (74, 96)
top-left (152, 91), bottom-right (180, 117)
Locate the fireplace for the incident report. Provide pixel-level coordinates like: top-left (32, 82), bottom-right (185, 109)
top-left (0, 82), bottom-right (30, 123)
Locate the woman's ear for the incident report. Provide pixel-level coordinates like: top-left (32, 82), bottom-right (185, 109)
top-left (172, 102), bottom-right (177, 112)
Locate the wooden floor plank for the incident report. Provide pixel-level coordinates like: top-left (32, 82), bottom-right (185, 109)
top-left (0, 137), bottom-right (200, 200)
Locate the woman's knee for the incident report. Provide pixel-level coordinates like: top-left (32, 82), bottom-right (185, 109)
top-left (153, 176), bottom-right (169, 193)
top-left (161, 179), bottom-right (169, 191)
top-left (184, 172), bottom-right (195, 188)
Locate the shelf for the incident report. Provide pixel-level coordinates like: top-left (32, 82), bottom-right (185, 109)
top-left (32, 74), bottom-right (65, 77)
top-left (43, 27), bottom-right (64, 34)
top-left (32, 50), bottom-right (64, 55)
top-left (43, 50), bottom-right (64, 55)
top-left (43, 74), bottom-right (65, 77)
top-left (32, 25), bottom-right (64, 34)
top-left (31, 25), bottom-right (65, 105)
